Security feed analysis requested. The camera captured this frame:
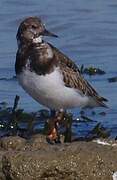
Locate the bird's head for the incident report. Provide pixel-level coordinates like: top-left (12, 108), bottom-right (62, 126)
top-left (17, 16), bottom-right (58, 46)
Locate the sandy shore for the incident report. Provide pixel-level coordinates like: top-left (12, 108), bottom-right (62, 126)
top-left (0, 135), bottom-right (116, 180)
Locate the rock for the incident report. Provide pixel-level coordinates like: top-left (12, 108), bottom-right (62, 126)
top-left (27, 134), bottom-right (49, 151)
top-left (80, 65), bottom-right (106, 75)
top-left (2, 151), bottom-right (80, 180)
top-left (1, 138), bottom-right (117, 180)
top-left (0, 136), bottom-right (26, 151)
top-left (108, 76), bottom-right (117, 83)
top-left (0, 151), bottom-right (6, 180)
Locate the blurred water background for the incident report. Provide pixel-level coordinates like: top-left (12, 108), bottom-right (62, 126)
top-left (0, 0), bottom-right (117, 137)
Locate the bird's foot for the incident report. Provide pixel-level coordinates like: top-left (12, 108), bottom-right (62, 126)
top-left (45, 117), bottom-right (61, 144)
top-left (45, 109), bottom-right (66, 144)
top-left (46, 126), bottom-right (61, 144)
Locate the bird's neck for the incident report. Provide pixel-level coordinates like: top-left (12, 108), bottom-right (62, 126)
top-left (29, 42), bottom-right (57, 75)
top-left (16, 41), bottom-right (57, 75)
top-left (15, 43), bottom-right (31, 74)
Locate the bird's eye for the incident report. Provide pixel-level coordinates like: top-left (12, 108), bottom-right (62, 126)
top-left (31, 25), bottom-right (37, 29)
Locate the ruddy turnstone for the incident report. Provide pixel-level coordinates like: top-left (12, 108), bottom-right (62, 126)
top-left (15, 17), bottom-right (108, 142)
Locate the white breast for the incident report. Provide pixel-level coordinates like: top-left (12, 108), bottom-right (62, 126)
top-left (17, 67), bottom-right (89, 110)
top-left (33, 36), bottom-right (42, 43)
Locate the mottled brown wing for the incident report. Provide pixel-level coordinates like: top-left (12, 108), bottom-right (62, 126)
top-left (49, 43), bottom-right (108, 106)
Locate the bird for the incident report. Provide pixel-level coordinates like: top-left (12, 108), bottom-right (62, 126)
top-left (15, 16), bottom-right (108, 142)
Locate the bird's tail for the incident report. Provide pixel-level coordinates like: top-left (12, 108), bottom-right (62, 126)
top-left (88, 96), bottom-right (108, 108)
top-left (97, 96), bottom-right (108, 108)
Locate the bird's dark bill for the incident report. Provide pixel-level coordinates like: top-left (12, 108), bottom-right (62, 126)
top-left (43, 29), bottom-right (58, 37)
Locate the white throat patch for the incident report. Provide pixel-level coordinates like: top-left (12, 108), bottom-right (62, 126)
top-left (33, 36), bottom-right (42, 43)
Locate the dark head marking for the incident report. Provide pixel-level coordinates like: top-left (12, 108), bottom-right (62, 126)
top-left (17, 16), bottom-right (58, 45)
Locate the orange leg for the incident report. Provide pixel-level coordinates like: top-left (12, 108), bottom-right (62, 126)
top-left (46, 110), bottom-right (65, 144)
